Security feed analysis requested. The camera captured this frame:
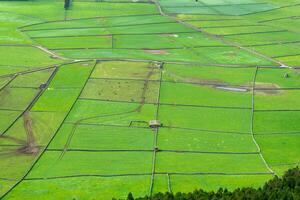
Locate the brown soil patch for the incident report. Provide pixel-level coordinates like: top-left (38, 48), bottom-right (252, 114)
top-left (19, 111), bottom-right (39, 155)
top-left (144, 49), bottom-right (168, 55)
top-left (255, 83), bottom-right (281, 95)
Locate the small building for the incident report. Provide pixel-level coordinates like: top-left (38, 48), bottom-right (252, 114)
top-left (149, 120), bottom-right (162, 128)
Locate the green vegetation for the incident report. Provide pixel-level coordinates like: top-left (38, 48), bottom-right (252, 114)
top-left (1, 0), bottom-right (300, 199)
top-left (124, 167), bottom-right (300, 200)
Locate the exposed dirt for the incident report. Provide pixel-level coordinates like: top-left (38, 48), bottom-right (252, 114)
top-left (144, 49), bottom-right (169, 55)
top-left (18, 112), bottom-right (39, 155)
top-left (135, 63), bottom-right (156, 112)
top-left (255, 83), bottom-right (281, 95)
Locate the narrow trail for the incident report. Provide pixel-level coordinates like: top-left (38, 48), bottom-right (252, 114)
top-left (251, 67), bottom-right (276, 176)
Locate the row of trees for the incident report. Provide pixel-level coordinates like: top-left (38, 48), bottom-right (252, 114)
top-left (119, 167), bottom-right (300, 200)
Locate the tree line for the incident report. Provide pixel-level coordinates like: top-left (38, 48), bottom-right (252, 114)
top-left (116, 167), bottom-right (300, 200)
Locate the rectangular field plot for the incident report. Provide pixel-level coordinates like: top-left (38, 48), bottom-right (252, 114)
top-left (152, 175), bottom-right (169, 194)
top-left (160, 82), bottom-right (252, 108)
top-left (65, 100), bottom-right (156, 126)
top-left (155, 152), bottom-right (268, 173)
top-left (157, 127), bottom-right (257, 153)
top-left (188, 19), bottom-right (255, 28)
top-left (202, 25), bottom-right (283, 36)
top-left (1, 111), bottom-right (66, 146)
top-left (34, 36), bottom-right (112, 49)
top-left (91, 61), bottom-right (161, 80)
top-left (23, 15), bottom-right (171, 30)
top-left (224, 31), bottom-right (300, 46)
top-left (57, 46), bottom-right (274, 65)
top-left (0, 87), bottom-right (38, 110)
top-left (170, 174), bottom-right (272, 192)
top-left (253, 43), bottom-right (300, 58)
top-left (81, 79), bottom-right (159, 103)
top-left (254, 111), bottom-right (300, 134)
top-left (27, 23), bottom-right (193, 38)
top-left (114, 32), bottom-right (225, 49)
top-left (255, 68), bottom-right (300, 88)
top-left (254, 90), bottom-right (300, 110)
top-left (27, 27), bottom-right (111, 38)
top-left (6, 176), bottom-right (151, 200)
top-left (66, 2), bottom-right (158, 18)
top-left (49, 62), bottom-right (95, 88)
top-left (159, 105), bottom-right (251, 133)
top-left (27, 151), bottom-right (153, 178)
top-left (163, 64), bottom-right (256, 86)
top-left (49, 123), bottom-right (154, 150)
top-left (256, 134), bottom-right (300, 175)
top-left (107, 23), bottom-right (193, 35)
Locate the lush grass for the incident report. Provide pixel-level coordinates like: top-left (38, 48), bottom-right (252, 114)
top-left (254, 111), bottom-right (300, 134)
top-left (23, 15), bottom-right (170, 30)
top-left (163, 64), bottom-right (256, 85)
top-left (160, 82), bottom-right (252, 107)
top-left (56, 46), bottom-right (274, 65)
top-left (34, 36), bottom-right (112, 49)
top-left (170, 174), bottom-right (273, 192)
top-left (27, 151), bottom-right (153, 178)
top-left (157, 128), bottom-right (257, 152)
top-left (65, 100), bottom-right (157, 126)
top-left (49, 123), bottom-right (154, 150)
top-left (155, 152), bottom-right (269, 173)
top-left (0, 46), bottom-right (62, 67)
top-left (5, 176), bottom-right (151, 200)
top-left (1, 0), bottom-right (300, 198)
top-left (256, 134), bottom-right (300, 175)
top-left (159, 105), bottom-right (251, 133)
top-left (255, 90), bottom-right (300, 110)
top-left (256, 68), bottom-right (300, 88)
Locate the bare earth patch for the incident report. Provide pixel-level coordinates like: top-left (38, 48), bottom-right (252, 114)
top-left (255, 82), bottom-right (281, 95)
top-left (144, 49), bottom-right (168, 55)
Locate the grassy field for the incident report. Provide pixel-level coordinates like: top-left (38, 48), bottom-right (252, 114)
top-left (0, 0), bottom-right (300, 199)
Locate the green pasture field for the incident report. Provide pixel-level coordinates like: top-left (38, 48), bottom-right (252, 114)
top-left (1, 0), bottom-right (300, 199)
top-left (157, 128), bottom-right (257, 152)
top-left (155, 152), bottom-right (268, 173)
top-left (160, 82), bottom-right (252, 107)
top-left (27, 151), bottom-right (153, 178)
top-left (91, 61), bottom-right (161, 80)
top-left (49, 123), bottom-right (154, 150)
